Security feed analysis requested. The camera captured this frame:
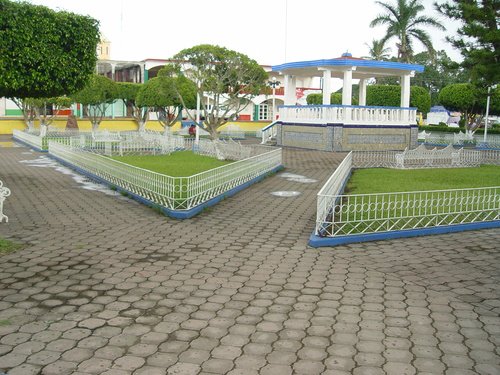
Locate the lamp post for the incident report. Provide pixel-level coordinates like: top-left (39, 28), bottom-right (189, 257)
top-left (195, 81), bottom-right (201, 145)
top-left (268, 77), bottom-right (281, 121)
top-left (483, 85), bottom-right (497, 146)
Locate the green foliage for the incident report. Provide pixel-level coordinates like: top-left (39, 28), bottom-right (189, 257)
top-left (364, 39), bottom-right (392, 60)
top-left (115, 82), bottom-right (142, 102)
top-left (306, 92), bottom-right (356, 105)
top-left (0, 238), bottom-right (22, 256)
top-left (71, 75), bottom-right (117, 128)
top-left (0, 0), bottom-right (99, 98)
top-left (436, 0), bottom-right (500, 87)
top-left (438, 83), bottom-right (500, 131)
top-left (366, 84), bottom-right (431, 113)
top-left (135, 75), bottom-right (196, 129)
top-left (72, 75), bottom-right (117, 106)
top-left (370, 0), bottom-right (445, 62)
top-left (172, 44), bottom-right (267, 139)
top-left (418, 125), bottom-right (500, 134)
top-left (412, 50), bottom-right (468, 105)
top-left (410, 86), bottom-right (431, 114)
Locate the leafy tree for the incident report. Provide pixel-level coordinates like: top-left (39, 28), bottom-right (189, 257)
top-left (412, 50), bottom-right (468, 105)
top-left (136, 76), bottom-right (196, 135)
top-left (0, 0), bottom-right (100, 99)
top-left (306, 92), bottom-right (358, 105)
top-left (366, 84), bottom-right (431, 113)
top-left (435, 0), bottom-right (500, 88)
top-left (115, 82), bottom-right (149, 132)
top-left (370, 0), bottom-right (445, 62)
top-left (72, 75), bottom-right (118, 132)
top-left (364, 39), bottom-right (392, 60)
top-left (438, 83), bottom-right (500, 132)
top-left (172, 45), bottom-right (268, 139)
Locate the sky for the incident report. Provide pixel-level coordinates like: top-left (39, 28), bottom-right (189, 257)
top-left (28, 0), bottom-right (463, 65)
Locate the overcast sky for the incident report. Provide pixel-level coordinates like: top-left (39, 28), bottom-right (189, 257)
top-left (29, 0), bottom-right (462, 65)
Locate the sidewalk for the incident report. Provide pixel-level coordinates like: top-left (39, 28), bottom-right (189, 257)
top-left (0, 139), bottom-right (498, 375)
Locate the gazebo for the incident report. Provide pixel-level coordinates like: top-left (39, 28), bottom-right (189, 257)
top-left (269, 53), bottom-right (424, 151)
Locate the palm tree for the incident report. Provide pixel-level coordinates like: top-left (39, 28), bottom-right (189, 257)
top-left (370, 0), bottom-right (445, 63)
top-left (364, 39), bottom-right (392, 60)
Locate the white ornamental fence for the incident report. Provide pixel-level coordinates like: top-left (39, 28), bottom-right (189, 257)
top-left (315, 150), bottom-right (500, 238)
top-left (0, 180), bottom-right (11, 223)
top-left (48, 141), bottom-right (282, 211)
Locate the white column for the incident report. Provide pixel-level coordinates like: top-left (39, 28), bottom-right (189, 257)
top-left (322, 69), bottom-right (332, 105)
top-left (358, 78), bottom-right (367, 106)
top-left (111, 63), bottom-right (116, 81)
top-left (284, 75), bottom-right (296, 105)
top-left (342, 69), bottom-right (353, 105)
top-left (400, 74), bottom-right (411, 108)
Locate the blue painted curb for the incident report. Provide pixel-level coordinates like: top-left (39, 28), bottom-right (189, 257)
top-left (49, 153), bottom-right (283, 219)
top-left (308, 220), bottom-right (500, 248)
top-left (12, 137), bottom-right (46, 152)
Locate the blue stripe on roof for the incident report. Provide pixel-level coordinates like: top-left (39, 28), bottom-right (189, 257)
top-left (272, 59), bottom-right (424, 73)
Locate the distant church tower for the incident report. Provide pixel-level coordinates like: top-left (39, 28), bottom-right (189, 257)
top-left (97, 37), bottom-right (111, 60)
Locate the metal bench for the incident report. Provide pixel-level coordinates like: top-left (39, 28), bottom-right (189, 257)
top-left (0, 180), bottom-right (11, 223)
top-left (396, 145), bottom-right (464, 168)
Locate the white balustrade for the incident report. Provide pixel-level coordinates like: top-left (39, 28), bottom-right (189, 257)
top-left (278, 105), bottom-right (416, 125)
top-left (0, 180), bottom-right (11, 223)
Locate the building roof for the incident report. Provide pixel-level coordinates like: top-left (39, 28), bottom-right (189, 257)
top-left (272, 54), bottom-right (424, 79)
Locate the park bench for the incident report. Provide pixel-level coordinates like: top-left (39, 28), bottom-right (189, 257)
top-left (0, 180), bottom-right (11, 223)
top-left (92, 131), bottom-right (122, 156)
top-left (395, 144), bottom-right (463, 168)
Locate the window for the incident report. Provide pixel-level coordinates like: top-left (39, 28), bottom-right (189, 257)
top-left (258, 103), bottom-right (269, 121)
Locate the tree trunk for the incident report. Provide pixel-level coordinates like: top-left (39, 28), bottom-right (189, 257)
top-left (27, 121), bottom-right (35, 133)
top-left (40, 124), bottom-right (48, 137)
top-left (138, 121), bottom-right (146, 133)
top-left (92, 122), bottom-right (99, 133)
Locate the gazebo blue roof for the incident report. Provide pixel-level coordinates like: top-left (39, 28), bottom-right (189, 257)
top-left (272, 55), bottom-right (424, 79)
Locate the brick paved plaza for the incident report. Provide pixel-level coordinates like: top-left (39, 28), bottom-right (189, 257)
top-left (0, 137), bottom-right (499, 375)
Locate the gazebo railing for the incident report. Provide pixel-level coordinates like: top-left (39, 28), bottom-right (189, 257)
top-left (279, 105), bottom-right (416, 125)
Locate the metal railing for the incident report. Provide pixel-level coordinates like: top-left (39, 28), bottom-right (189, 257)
top-left (261, 121), bottom-right (279, 144)
top-left (420, 132), bottom-right (500, 149)
top-left (48, 141), bottom-right (282, 211)
top-left (13, 129), bottom-right (44, 150)
top-left (278, 105), bottom-right (417, 125)
top-left (315, 150), bottom-right (500, 237)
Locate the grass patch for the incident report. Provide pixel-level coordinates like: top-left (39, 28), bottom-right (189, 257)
top-left (346, 165), bottom-right (500, 194)
top-left (0, 238), bottom-right (22, 256)
top-left (111, 151), bottom-right (232, 177)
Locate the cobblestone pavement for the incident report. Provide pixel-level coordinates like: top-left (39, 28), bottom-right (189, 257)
top-left (0, 138), bottom-right (499, 375)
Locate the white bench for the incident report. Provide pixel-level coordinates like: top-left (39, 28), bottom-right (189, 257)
top-left (396, 145), bottom-right (464, 168)
top-left (0, 180), bottom-right (11, 223)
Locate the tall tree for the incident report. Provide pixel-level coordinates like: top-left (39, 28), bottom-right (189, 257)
top-left (370, 0), bottom-right (445, 62)
top-left (72, 75), bottom-right (117, 133)
top-left (435, 0), bottom-right (500, 88)
top-left (439, 83), bottom-right (500, 132)
top-left (0, 0), bottom-right (100, 99)
top-left (172, 45), bottom-right (267, 139)
top-left (135, 76), bottom-right (196, 135)
top-left (364, 39), bottom-right (392, 60)
top-left (412, 50), bottom-right (468, 105)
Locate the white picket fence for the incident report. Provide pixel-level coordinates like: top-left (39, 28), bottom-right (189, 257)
top-left (316, 149), bottom-right (500, 238)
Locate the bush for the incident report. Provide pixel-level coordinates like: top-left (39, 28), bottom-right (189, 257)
top-left (306, 92), bottom-right (358, 105)
top-left (418, 125), bottom-right (500, 134)
top-left (366, 85), bottom-right (431, 113)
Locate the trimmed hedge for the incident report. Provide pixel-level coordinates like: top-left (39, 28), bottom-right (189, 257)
top-left (419, 125), bottom-right (500, 134)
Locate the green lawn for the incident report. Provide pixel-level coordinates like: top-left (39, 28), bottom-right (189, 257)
top-left (111, 151), bottom-right (232, 177)
top-left (0, 238), bottom-right (22, 256)
top-left (346, 165), bottom-right (500, 194)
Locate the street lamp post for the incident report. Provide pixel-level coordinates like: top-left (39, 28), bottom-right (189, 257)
top-left (195, 82), bottom-right (201, 145)
top-left (268, 77), bottom-right (281, 121)
top-left (483, 85), bottom-right (497, 146)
